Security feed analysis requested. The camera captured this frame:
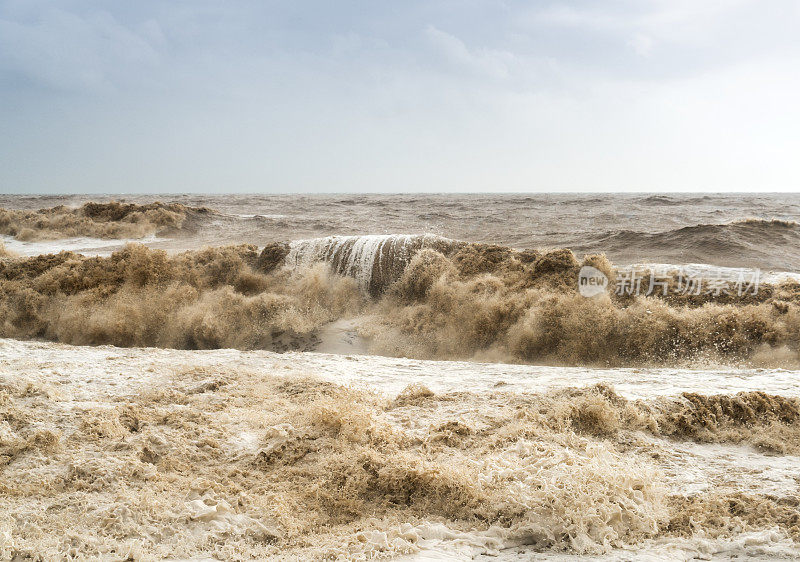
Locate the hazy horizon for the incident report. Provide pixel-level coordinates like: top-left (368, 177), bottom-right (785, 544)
top-left (4, 190), bottom-right (800, 197)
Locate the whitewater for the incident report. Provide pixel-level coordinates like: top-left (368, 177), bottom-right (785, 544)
top-left (2, 338), bottom-right (798, 559)
top-left (1, 195), bottom-right (799, 560)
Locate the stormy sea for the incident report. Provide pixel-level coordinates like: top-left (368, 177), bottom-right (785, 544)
top-left (1, 193), bottom-right (799, 560)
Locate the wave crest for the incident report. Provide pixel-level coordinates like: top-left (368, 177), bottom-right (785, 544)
top-left (285, 234), bottom-right (459, 295)
top-left (581, 218), bottom-right (800, 270)
top-left (0, 236), bottom-right (799, 366)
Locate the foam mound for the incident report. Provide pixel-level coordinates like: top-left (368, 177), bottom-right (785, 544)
top-left (0, 201), bottom-right (213, 241)
top-left (1, 360), bottom-right (798, 559)
top-left (0, 236), bottom-right (799, 366)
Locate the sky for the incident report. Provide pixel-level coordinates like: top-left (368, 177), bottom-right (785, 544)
top-left (1, 0), bottom-right (799, 194)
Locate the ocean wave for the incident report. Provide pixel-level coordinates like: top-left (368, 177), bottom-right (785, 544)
top-left (284, 234), bottom-right (459, 295)
top-left (0, 201), bottom-right (214, 241)
top-left (577, 218), bottom-right (800, 270)
top-left (597, 218), bottom-right (799, 249)
top-left (1, 236), bottom-right (800, 366)
top-left (638, 194), bottom-right (684, 206)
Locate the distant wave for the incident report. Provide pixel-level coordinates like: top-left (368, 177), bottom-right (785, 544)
top-left (638, 195), bottom-right (685, 206)
top-left (577, 218), bottom-right (800, 270)
top-left (0, 201), bottom-right (214, 241)
top-left (732, 217), bottom-right (798, 228)
top-left (637, 194), bottom-right (721, 206)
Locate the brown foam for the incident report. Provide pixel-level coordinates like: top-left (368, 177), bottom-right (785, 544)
top-left (0, 201), bottom-right (212, 241)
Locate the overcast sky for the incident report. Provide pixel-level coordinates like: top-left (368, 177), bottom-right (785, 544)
top-left (1, 0), bottom-right (799, 193)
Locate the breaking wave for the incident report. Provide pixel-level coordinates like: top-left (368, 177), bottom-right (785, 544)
top-left (285, 234), bottom-right (460, 295)
top-left (1, 234), bottom-right (800, 366)
top-left (0, 201), bottom-right (214, 241)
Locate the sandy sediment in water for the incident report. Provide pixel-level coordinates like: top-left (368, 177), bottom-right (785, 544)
top-left (0, 202), bottom-right (213, 241)
top-left (1, 239), bottom-right (800, 367)
top-left (0, 244), bottom-right (363, 351)
top-left (0, 344), bottom-right (800, 559)
top-left (2, 201), bottom-right (799, 559)
top-left (0, 341), bottom-right (798, 559)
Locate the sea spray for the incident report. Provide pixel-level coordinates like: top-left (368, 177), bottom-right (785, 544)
top-left (1, 238), bottom-right (799, 365)
top-left (285, 234), bottom-right (457, 295)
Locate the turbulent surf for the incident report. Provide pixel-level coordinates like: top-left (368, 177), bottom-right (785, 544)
top-left (1, 229), bottom-right (800, 366)
top-left (1, 196), bottom-right (799, 560)
top-left (0, 201), bottom-right (213, 242)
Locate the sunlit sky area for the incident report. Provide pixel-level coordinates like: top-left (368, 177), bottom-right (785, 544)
top-left (2, 1), bottom-right (799, 193)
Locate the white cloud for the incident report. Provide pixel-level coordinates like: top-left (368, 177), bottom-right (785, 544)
top-left (424, 25), bottom-right (514, 79)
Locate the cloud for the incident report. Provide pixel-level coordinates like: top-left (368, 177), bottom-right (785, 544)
top-left (0, 7), bottom-right (160, 93)
top-left (0, 1), bottom-right (799, 193)
top-left (424, 25), bottom-right (514, 79)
